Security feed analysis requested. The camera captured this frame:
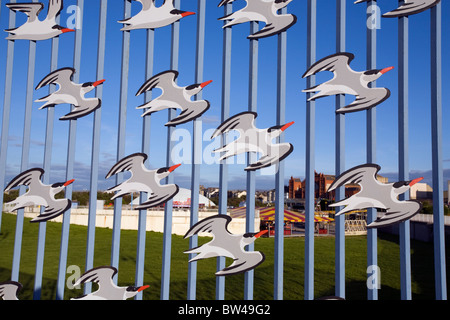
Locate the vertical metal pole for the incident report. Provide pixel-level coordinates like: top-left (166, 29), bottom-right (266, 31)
top-left (217, 2), bottom-right (233, 300)
top-left (161, 0), bottom-right (180, 300)
top-left (187, 0), bottom-right (206, 300)
top-left (34, 29), bottom-right (60, 300)
top-left (11, 36), bottom-right (37, 282)
top-left (366, 0), bottom-right (378, 301)
top-left (304, 0), bottom-right (316, 301)
top-left (245, 21), bottom-right (258, 301)
top-left (274, 10), bottom-right (287, 300)
top-left (335, 0), bottom-right (346, 300)
top-left (135, 28), bottom-right (154, 301)
top-left (84, 0), bottom-right (108, 295)
top-left (398, 1), bottom-right (411, 300)
top-left (0, 0), bottom-right (16, 232)
top-left (56, 0), bottom-right (84, 300)
top-left (430, 2), bottom-right (447, 300)
top-left (111, 0), bottom-right (131, 278)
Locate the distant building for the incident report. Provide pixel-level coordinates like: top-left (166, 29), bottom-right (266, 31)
top-left (410, 182), bottom-right (433, 200)
top-left (288, 172), bottom-right (387, 201)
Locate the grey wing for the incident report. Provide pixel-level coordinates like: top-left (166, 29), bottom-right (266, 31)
top-left (59, 98), bottom-right (102, 121)
top-left (35, 68), bottom-right (76, 90)
top-left (368, 201), bottom-right (422, 229)
top-left (245, 143), bottom-right (293, 171)
top-left (355, 0), bottom-right (440, 17)
top-left (302, 52), bottom-right (355, 79)
top-left (4, 168), bottom-right (45, 192)
top-left (211, 111), bottom-right (258, 139)
top-left (166, 100), bottom-right (210, 126)
top-left (184, 215), bottom-right (233, 240)
top-left (31, 198), bottom-right (71, 223)
top-left (218, 0), bottom-right (236, 7)
top-left (327, 163), bottom-right (381, 193)
top-left (105, 153), bottom-right (148, 179)
top-left (0, 281), bottom-right (22, 300)
top-left (336, 87), bottom-right (390, 114)
top-left (135, 0), bottom-right (156, 11)
top-left (135, 184), bottom-right (179, 209)
top-left (6, 3), bottom-right (44, 23)
top-left (73, 266), bottom-right (117, 291)
top-left (216, 251), bottom-right (265, 276)
top-left (47, 0), bottom-right (64, 20)
top-left (136, 70), bottom-right (179, 96)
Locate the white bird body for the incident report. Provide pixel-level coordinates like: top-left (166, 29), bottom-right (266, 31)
top-left (212, 112), bottom-right (294, 171)
top-left (184, 215), bottom-right (267, 276)
top-left (5, 1), bottom-right (74, 41)
top-left (35, 68), bottom-right (105, 120)
top-left (119, 0), bottom-right (195, 31)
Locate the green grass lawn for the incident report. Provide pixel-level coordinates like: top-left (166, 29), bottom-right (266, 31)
top-left (0, 212), bottom-right (446, 300)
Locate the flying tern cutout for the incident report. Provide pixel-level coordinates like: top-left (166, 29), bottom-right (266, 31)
top-left (327, 164), bottom-right (424, 229)
top-left (355, 0), bottom-right (440, 18)
top-left (136, 70), bottom-right (212, 126)
top-left (35, 68), bottom-right (105, 120)
top-left (0, 281), bottom-right (22, 300)
top-left (211, 112), bottom-right (294, 171)
top-left (218, 0), bottom-right (297, 39)
top-left (5, 0), bottom-right (74, 41)
top-left (118, 0), bottom-right (195, 31)
top-left (184, 215), bottom-right (268, 276)
top-left (71, 266), bottom-right (149, 300)
top-left (4, 168), bottom-right (74, 223)
top-left (302, 52), bottom-right (394, 114)
top-left (105, 153), bottom-right (180, 209)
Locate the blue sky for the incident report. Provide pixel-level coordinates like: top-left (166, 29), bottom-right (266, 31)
top-left (0, 0), bottom-right (449, 192)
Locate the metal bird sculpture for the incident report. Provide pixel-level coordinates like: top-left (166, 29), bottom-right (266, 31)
top-left (4, 168), bottom-right (74, 223)
top-left (302, 52), bottom-right (394, 114)
top-left (71, 266), bottom-right (149, 300)
top-left (118, 0), bottom-right (195, 31)
top-left (5, 0), bottom-right (74, 41)
top-left (327, 164), bottom-right (424, 229)
top-left (355, 0), bottom-right (440, 18)
top-left (35, 68), bottom-right (105, 121)
top-left (184, 215), bottom-right (268, 276)
top-left (105, 153), bottom-right (180, 209)
top-left (0, 281), bottom-right (22, 300)
top-left (136, 70), bottom-right (212, 126)
top-left (211, 112), bottom-right (294, 171)
top-left (218, 0), bottom-right (297, 39)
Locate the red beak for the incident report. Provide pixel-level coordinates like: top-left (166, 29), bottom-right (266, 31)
top-left (409, 177), bottom-right (424, 187)
top-left (281, 121), bottom-right (295, 132)
top-left (181, 11), bottom-right (196, 18)
top-left (380, 66), bottom-right (395, 74)
top-left (61, 28), bottom-right (75, 34)
top-left (93, 79), bottom-right (106, 87)
top-left (200, 80), bottom-right (213, 88)
top-left (254, 230), bottom-right (268, 238)
top-left (169, 164), bottom-right (181, 173)
top-left (137, 285), bottom-right (149, 292)
top-left (63, 179), bottom-right (75, 187)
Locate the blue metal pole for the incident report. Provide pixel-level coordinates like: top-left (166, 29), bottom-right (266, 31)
top-left (135, 28), bottom-right (154, 301)
top-left (274, 10), bottom-right (287, 300)
top-left (34, 31), bottom-right (60, 300)
top-left (84, 0), bottom-right (108, 295)
top-left (11, 36), bottom-right (37, 282)
top-left (304, 0), bottom-right (316, 301)
top-left (216, 2), bottom-right (233, 301)
top-left (161, 0), bottom-right (180, 300)
top-left (430, 2), bottom-right (447, 301)
top-left (366, 0), bottom-right (378, 301)
top-left (111, 0), bottom-right (131, 278)
top-left (335, 0), bottom-right (346, 300)
top-left (397, 3), bottom-right (411, 300)
top-left (244, 21), bottom-right (258, 301)
top-left (0, 0), bottom-right (16, 233)
top-left (187, 0), bottom-right (206, 300)
top-left (56, 0), bottom-right (84, 300)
